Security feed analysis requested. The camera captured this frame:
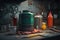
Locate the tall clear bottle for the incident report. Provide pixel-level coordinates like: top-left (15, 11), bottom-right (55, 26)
top-left (34, 13), bottom-right (43, 29)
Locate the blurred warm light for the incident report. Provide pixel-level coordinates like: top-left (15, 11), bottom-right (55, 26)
top-left (16, 28), bottom-right (41, 35)
top-left (32, 29), bottom-right (41, 33)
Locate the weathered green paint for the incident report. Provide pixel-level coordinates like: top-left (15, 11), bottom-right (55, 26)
top-left (19, 10), bottom-right (34, 31)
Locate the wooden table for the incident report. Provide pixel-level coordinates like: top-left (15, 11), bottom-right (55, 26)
top-left (0, 29), bottom-right (60, 40)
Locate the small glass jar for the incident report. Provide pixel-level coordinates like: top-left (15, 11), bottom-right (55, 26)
top-left (41, 22), bottom-right (47, 30)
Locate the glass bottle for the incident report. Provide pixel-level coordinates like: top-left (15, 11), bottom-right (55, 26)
top-left (47, 11), bottom-right (53, 28)
top-left (34, 13), bottom-right (43, 29)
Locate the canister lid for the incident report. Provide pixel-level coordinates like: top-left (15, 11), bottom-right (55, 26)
top-left (23, 10), bottom-right (29, 12)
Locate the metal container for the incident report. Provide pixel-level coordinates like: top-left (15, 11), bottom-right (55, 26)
top-left (19, 10), bottom-right (34, 31)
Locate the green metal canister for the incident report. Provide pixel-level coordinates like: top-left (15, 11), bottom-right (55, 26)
top-left (19, 10), bottom-right (34, 31)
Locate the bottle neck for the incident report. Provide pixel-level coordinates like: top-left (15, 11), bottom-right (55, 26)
top-left (48, 11), bottom-right (53, 17)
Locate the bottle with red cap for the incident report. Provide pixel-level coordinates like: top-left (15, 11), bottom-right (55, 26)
top-left (47, 11), bottom-right (53, 28)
